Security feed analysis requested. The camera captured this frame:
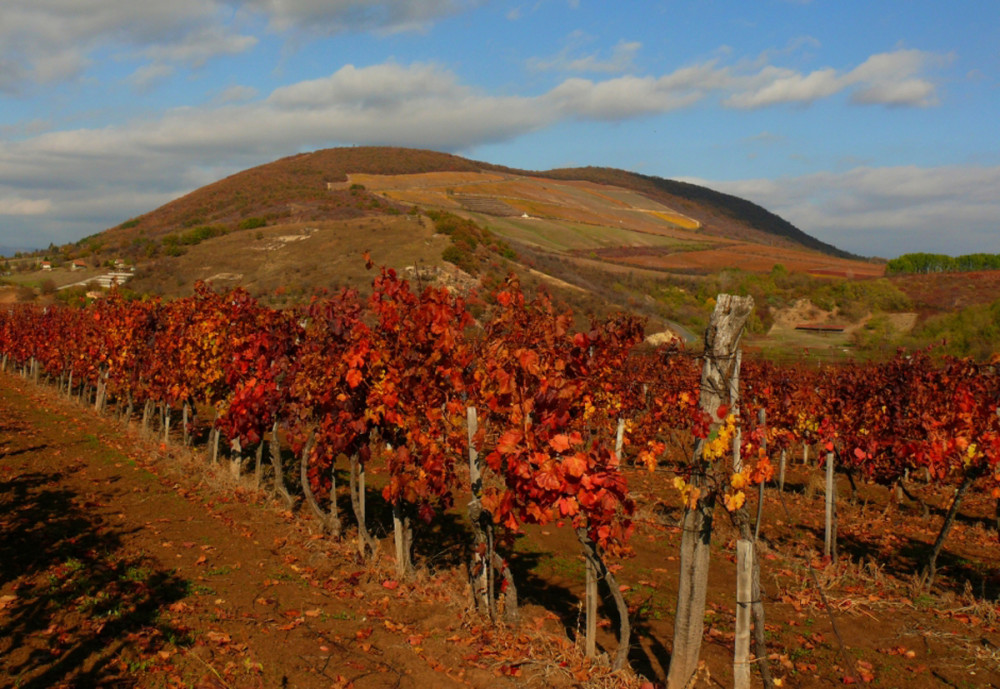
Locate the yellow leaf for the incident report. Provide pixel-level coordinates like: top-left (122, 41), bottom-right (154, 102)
top-left (686, 486), bottom-right (701, 509)
top-left (730, 471), bottom-right (747, 490)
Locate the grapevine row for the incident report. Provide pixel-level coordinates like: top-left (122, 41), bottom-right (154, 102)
top-left (2, 273), bottom-right (998, 678)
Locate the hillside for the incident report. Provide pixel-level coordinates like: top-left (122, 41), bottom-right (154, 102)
top-left (540, 167), bottom-right (859, 259)
top-left (78, 147), bottom-right (852, 265)
top-left (16, 146), bottom-right (935, 356)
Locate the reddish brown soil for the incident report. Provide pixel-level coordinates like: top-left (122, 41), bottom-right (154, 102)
top-left (2, 373), bottom-right (999, 688)
top-left (0, 376), bottom-right (609, 689)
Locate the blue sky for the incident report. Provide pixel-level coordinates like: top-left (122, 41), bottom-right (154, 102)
top-left (1, 1), bottom-right (997, 258)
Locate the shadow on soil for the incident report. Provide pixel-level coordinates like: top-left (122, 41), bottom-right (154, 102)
top-left (792, 520), bottom-right (1000, 601)
top-left (0, 467), bottom-right (191, 688)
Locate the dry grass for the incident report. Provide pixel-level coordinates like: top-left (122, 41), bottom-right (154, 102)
top-left (128, 215), bottom-right (448, 300)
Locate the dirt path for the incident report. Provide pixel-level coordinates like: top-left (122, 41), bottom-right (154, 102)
top-left (0, 374), bottom-right (589, 689)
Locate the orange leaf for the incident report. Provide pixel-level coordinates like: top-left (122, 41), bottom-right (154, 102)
top-left (724, 491), bottom-right (746, 512)
top-left (549, 434), bottom-right (571, 453)
top-left (346, 368), bottom-right (362, 389)
top-left (206, 631), bottom-right (231, 644)
top-left (562, 453), bottom-right (588, 478)
top-left (496, 430), bottom-right (522, 454)
top-left (557, 497), bottom-right (579, 517)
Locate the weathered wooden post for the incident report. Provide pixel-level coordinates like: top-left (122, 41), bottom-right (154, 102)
top-left (824, 450), bottom-right (836, 560)
top-left (584, 557), bottom-right (597, 657)
top-left (734, 539), bottom-right (754, 689)
top-left (615, 417), bottom-right (625, 459)
top-left (466, 407), bottom-right (490, 613)
top-left (667, 294), bottom-right (754, 689)
top-left (778, 448), bottom-right (787, 491)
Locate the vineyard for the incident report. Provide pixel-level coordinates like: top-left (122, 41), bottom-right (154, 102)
top-left (2, 267), bottom-right (1000, 688)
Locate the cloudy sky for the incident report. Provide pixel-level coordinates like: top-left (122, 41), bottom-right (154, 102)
top-left (1, 1), bottom-right (997, 257)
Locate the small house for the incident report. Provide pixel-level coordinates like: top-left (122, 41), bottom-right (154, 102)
top-left (40, 261), bottom-right (52, 271)
top-left (71, 260), bottom-right (87, 271)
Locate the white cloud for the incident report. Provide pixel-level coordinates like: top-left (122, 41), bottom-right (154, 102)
top-left (0, 197), bottom-right (52, 215)
top-left (214, 85), bottom-right (260, 104)
top-left (241, 0), bottom-right (485, 34)
top-left (528, 37), bottom-right (642, 74)
top-left (128, 63), bottom-right (176, 89)
top-left (0, 54), bottom-right (954, 171)
top-left (0, 1), bottom-right (486, 93)
top-left (0, 0), bottom-right (256, 90)
top-left (726, 66), bottom-right (841, 107)
top-left (142, 25), bottom-right (258, 67)
top-left (697, 165), bottom-right (1000, 256)
top-left (545, 74), bottom-right (705, 120)
top-left (726, 49), bottom-right (946, 108)
top-left (268, 63), bottom-right (468, 109)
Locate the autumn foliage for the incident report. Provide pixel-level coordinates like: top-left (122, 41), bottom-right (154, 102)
top-left (3, 271), bottom-right (1000, 680)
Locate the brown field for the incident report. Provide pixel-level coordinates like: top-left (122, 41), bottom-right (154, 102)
top-left (351, 172), bottom-right (703, 239)
top-left (586, 242), bottom-right (885, 279)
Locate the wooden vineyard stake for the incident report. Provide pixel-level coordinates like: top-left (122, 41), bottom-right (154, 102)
top-left (779, 448), bottom-right (787, 492)
top-left (466, 406), bottom-right (490, 614)
top-left (254, 442), bottom-right (264, 489)
top-left (756, 409), bottom-right (766, 542)
top-left (585, 556), bottom-right (597, 657)
top-left (615, 417), bottom-right (625, 459)
top-left (734, 539), bottom-right (753, 689)
top-left (825, 450), bottom-right (836, 560)
top-left (230, 437), bottom-right (242, 478)
top-left (270, 420), bottom-right (294, 508)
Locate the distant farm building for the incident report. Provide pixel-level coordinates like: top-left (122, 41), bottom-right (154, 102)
top-left (97, 272), bottom-right (134, 289)
top-left (794, 324), bottom-right (845, 334)
top-left (71, 260), bottom-right (87, 271)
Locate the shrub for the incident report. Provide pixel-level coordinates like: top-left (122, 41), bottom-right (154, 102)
top-left (180, 225), bottom-right (225, 245)
top-left (55, 285), bottom-right (89, 307)
top-left (441, 246), bottom-right (478, 275)
top-left (239, 217), bottom-right (266, 230)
